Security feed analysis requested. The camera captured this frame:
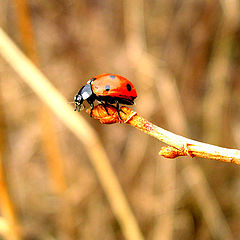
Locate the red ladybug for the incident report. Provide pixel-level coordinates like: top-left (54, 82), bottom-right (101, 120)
top-left (74, 73), bottom-right (137, 116)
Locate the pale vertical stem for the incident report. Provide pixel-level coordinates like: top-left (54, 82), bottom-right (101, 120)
top-left (0, 28), bottom-right (144, 240)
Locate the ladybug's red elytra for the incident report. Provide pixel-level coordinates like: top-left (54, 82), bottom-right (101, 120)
top-left (74, 73), bottom-right (137, 117)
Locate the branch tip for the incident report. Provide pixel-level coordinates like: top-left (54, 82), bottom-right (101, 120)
top-left (85, 104), bottom-right (240, 165)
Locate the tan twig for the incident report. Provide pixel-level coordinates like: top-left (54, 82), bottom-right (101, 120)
top-left (0, 28), bottom-right (144, 240)
top-left (87, 105), bottom-right (240, 165)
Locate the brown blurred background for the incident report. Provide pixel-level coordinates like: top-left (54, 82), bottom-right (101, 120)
top-left (0, 0), bottom-right (239, 239)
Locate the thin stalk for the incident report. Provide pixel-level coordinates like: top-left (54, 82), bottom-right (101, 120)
top-left (0, 28), bottom-right (144, 240)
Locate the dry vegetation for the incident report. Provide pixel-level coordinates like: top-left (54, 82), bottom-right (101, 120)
top-left (0, 0), bottom-right (239, 240)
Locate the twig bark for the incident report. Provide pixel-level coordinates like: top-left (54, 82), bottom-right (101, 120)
top-left (88, 105), bottom-right (240, 165)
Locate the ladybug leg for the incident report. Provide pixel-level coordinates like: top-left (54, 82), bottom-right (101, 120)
top-left (99, 100), bottom-right (110, 115)
top-left (87, 100), bottom-right (94, 117)
top-left (90, 103), bottom-right (95, 116)
top-left (116, 101), bottom-right (123, 120)
top-left (103, 104), bottom-right (110, 115)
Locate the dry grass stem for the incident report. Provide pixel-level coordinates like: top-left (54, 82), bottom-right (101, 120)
top-left (88, 105), bottom-right (240, 165)
top-left (0, 217), bottom-right (10, 237)
top-left (0, 28), bottom-right (144, 240)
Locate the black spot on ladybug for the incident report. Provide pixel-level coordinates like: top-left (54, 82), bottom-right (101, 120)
top-left (105, 85), bottom-right (111, 91)
top-left (126, 83), bottom-right (131, 91)
top-left (110, 75), bottom-right (116, 79)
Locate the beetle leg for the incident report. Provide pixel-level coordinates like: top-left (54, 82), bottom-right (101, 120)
top-left (90, 103), bottom-right (94, 116)
top-left (87, 101), bottom-right (94, 117)
top-left (116, 101), bottom-right (123, 120)
top-left (103, 104), bottom-right (109, 115)
top-left (99, 100), bottom-right (109, 115)
top-left (86, 99), bottom-right (95, 117)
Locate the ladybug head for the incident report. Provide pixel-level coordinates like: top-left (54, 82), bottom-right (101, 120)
top-left (74, 84), bottom-right (93, 112)
top-left (74, 93), bottom-right (83, 111)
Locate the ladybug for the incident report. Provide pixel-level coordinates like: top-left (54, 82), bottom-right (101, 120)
top-left (74, 73), bottom-right (137, 117)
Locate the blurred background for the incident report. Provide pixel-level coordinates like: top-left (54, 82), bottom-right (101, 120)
top-left (0, 0), bottom-right (239, 239)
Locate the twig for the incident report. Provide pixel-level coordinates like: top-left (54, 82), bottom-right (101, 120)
top-left (87, 105), bottom-right (240, 165)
